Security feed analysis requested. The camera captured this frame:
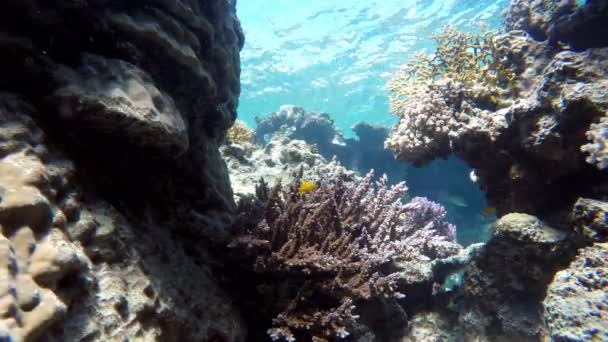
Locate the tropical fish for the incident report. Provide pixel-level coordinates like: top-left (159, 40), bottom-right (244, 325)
top-left (298, 181), bottom-right (317, 195)
top-left (482, 206), bottom-right (497, 216)
top-left (437, 190), bottom-right (469, 208)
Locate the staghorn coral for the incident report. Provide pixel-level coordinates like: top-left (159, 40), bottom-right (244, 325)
top-left (581, 114), bottom-right (608, 170)
top-left (388, 26), bottom-right (513, 115)
top-left (385, 26), bottom-right (520, 165)
top-left (226, 120), bottom-right (256, 145)
top-left (231, 167), bottom-right (458, 341)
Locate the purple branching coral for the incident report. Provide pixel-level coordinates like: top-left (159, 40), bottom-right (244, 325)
top-left (230, 167), bottom-right (458, 341)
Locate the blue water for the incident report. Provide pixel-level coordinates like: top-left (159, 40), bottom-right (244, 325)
top-left (235, 0), bottom-right (509, 244)
top-left (236, 0), bottom-right (508, 136)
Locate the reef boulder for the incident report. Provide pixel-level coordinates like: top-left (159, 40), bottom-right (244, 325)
top-left (460, 213), bottom-right (576, 340)
top-left (543, 242), bottom-right (608, 341)
top-left (0, 0), bottom-right (246, 340)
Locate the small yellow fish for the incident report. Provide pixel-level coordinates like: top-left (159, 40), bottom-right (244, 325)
top-left (482, 206), bottom-right (497, 216)
top-left (298, 181), bottom-right (317, 195)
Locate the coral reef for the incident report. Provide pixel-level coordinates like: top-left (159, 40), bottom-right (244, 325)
top-left (229, 167), bottom-right (459, 341)
top-left (253, 105), bottom-right (409, 184)
top-left (384, 6), bottom-right (608, 338)
top-left (0, 97), bottom-right (246, 341)
top-left (386, 7), bottom-right (608, 216)
top-left (503, 0), bottom-right (578, 41)
top-left (0, 0), bottom-right (246, 339)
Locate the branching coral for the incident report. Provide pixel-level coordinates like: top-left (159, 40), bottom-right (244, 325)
top-left (581, 115), bottom-right (608, 170)
top-left (385, 26), bottom-right (525, 165)
top-left (388, 26), bottom-right (513, 116)
top-left (231, 167), bottom-right (457, 341)
top-left (226, 120), bottom-right (255, 145)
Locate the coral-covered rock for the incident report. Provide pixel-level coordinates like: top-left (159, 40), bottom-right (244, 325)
top-left (221, 133), bottom-right (331, 201)
top-left (0, 0), bottom-right (247, 334)
top-left (387, 23), bottom-right (608, 216)
top-left (543, 243), bottom-right (608, 341)
top-left (503, 0), bottom-right (578, 41)
top-left (549, 0), bottom-right (608, 50)
top-left (571, 197), bottom-right (608, 243)
top-left (460, 213), bottom-right (576, 340)
top-left (253, 106), bottom-right (409, 184)
top-left (0, 97), bottom-right (246, 341)
top-left (0, 0), bottom-right (244, 241)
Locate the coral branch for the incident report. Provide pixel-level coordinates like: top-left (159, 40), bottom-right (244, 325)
top-left (231, 166), bottom-right (458, 340)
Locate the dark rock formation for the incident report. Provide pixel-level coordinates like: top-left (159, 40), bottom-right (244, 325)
top-left (503, 0), bottom-right (579, 41)
top-left (549, 0), bottom-right (608, 50)
top-left (0, 0), bottom-right (246, 340)
top-left (0, 0), bottom-right (244, 241)
top-left (460, 213), bottom-right (578, 340)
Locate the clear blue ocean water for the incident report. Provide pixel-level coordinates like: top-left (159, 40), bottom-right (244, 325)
top-left (236, 0), bottom-right (508, 136)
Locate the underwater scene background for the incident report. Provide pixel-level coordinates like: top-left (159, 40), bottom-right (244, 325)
top-left (0, 0), bottom-right (606, 341)
top-left (236, 0), bottom-right (508, 245)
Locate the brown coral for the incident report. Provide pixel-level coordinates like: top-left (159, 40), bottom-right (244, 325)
top-left (226, 120), bottom-right (255, 145)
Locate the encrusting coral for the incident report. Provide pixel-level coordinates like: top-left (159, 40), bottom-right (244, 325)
top-left (230, 166), bottom-right (458, 341)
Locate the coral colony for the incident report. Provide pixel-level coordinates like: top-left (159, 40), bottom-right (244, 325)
top-left (230, 167), bottom-right (459, 341)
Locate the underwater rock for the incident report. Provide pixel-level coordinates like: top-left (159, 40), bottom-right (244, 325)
top-left (0, 0), bottom-right (244, 242)
top-left (549, 0), bottom-right (608, 50)
top-left (460, 213), bottom-right (577, 340)
top-left (406, 311), bottom-right (459, 342)
top-left (0, 0), bottom-right (246, 339)
top-left (50, 54), bottom-right (189, 155)
top-left (571, 197), bottom-right (608, 243)
top-left (0, 97), bottom-right (246, 340)
top-left (254, 105), bottom-right (409, 184)
top-left (503, 0), bottom-right (578, 41)
top-left (543, 242), bottom-right (608, 342)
